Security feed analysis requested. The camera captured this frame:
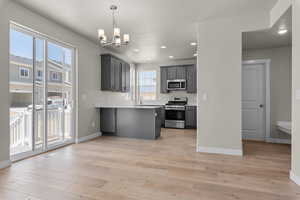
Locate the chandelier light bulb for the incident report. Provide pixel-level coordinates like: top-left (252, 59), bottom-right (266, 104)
top-left (124, 34), bottom-right (130, 43)
top-left (101, 35), bottom-right (107, 44)
top-left (115, 38), bottom-right (121, 46)
top-left (98, 29), bottom-right (105, 38)
top-left (114, 27), bottom-right (121, 38)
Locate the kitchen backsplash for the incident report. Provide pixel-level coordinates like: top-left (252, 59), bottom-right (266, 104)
top-left (141, 91), bottom-right (197, 105)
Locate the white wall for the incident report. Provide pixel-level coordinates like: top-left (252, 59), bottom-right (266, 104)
top-left (0, 1), bottom-right (134, 165)
top-left (243, 46), bottom-right (292, 140)
top-left (291, 0), bottom-right (300, 184)
top-left (136, 59), bottom-right (197, 105)
top-left (196, 13), bottom-right (270, 155)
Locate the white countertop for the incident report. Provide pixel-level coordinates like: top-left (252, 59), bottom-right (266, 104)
top-left (95, 105), bottom-right (163, 109)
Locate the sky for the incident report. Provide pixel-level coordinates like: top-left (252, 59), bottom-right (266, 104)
top-left (10, 29), bottom-right (72, 65)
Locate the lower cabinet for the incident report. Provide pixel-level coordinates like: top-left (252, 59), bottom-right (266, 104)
top-left (100, 107), bottom-right (161, 139)
top-left (100, 108), bottom-right (116, 133)
top-left (160, 107), bottom-right (165, 127)
top-left (185, 106), bottom-right (197, 129)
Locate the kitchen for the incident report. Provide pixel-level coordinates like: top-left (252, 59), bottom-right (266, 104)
top-left (96, 53), bottom-right (197, 140)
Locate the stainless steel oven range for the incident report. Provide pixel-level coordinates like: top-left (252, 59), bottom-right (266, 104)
top-left (165, 97), bottom-right (188, 129)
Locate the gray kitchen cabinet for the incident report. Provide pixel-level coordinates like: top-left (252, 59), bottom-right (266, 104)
top-left (176, 66), bottom-right (186, 79)
top-left (121, 62), bottom-right (130, 92)
top-left (100, 107), bottom-right (161, 140)
top-left (125, 63), bottom-right (130, 92)
top-left (114, 60), bottom-right (122, 91)
top-left (101, 55), bottom-right (113, 91)
top-left (185, 106), bottom-right (197, 129)
top-left (100, 108), bottom-right (116, 133)
top-left (160, 106), bottom-right (165, 127)
top-left (160, 67), bottom-right (168, 93)
top-left (101, 54), bottom-right (130, 92)
top-left (186, 65), bottom-right (197, 93)
top-left (167, 67), bottom-right (177, 80)
top-left (160, 65), bottom-right (197, 93)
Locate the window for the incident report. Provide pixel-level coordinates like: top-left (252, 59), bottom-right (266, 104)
top-left (138, 71), bottom-right (157, 100)
top-left (48, 42), bottom-right (63, 64)
top-left (19, 67), bottom-right (30, 78)
top-left (51, 72), bottom-right (59, 81)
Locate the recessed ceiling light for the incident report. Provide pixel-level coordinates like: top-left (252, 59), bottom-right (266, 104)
top-left (278, 28), bottom-right (288, 35)
top-left (169, 56), bottom-right (174, 59)
top-left (133, 49), bottom-right (140, 52)
top-left (193, 53), bottom-right (198, 57)
top-left (190, 42), bottom-right (197, 46)
top-left (161, 45), bottom-right (167, 49)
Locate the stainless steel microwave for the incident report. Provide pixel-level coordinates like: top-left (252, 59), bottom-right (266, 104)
top-left (167, 79), bottom-right (186, 91)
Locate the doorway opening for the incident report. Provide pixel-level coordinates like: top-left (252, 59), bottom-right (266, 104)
top-left (9, 23), bottom-right (76, 161)
top-left (242, 8), bottom-right (292, 156)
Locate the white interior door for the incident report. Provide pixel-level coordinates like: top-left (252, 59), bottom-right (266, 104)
top-left (242, 63), bottom-right (266, 141)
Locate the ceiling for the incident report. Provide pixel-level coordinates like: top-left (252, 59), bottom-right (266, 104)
top-left (243, 8), bottom-right (292, 50)
top-left (14, 0), bottom-right (278, 64)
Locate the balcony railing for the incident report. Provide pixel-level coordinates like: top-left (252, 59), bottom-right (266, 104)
top-left (10, 107), bottom-right (71, 155)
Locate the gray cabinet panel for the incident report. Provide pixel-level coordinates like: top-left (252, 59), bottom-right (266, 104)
top-left (114, 61), bottom-right (122, 91)
top-left (125, 63), bottom-right (130, 92)
top-left (186, 65), bottom-right (197, 93)
top-left (185, 106), bottom-right (197, 129)
top-left (160, 107), bottom-right (165, 127)
top-left (160, 68), bottom-right (168, 93)
top-left (100, 108), bottom-right (116, 133)
top-left (176, 66), bottom-right (186, 79)
top-left (121, 63), bottom-right (126, 92)
top-left (167, 67), bottom-right (177, 80)
top-left (101, 55), bottom-right (111, 90)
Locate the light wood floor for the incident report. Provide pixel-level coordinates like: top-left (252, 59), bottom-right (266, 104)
top-left (0, 129), bottom-right (299, 200)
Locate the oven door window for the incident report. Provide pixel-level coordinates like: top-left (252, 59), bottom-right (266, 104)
top-left (165, 110), bottom-right (185, 121)
top-left (168, 82), bottom-right (181, 89)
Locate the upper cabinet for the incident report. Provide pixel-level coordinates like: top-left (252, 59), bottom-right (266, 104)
top-left (166, 66), bottom-right (186, 80)
top-left (160, 65), bottom-right (197, 94)
top-left (186, 65), bottom-right (197, 93)
top-left (101, 54), bottom-right (130, 92)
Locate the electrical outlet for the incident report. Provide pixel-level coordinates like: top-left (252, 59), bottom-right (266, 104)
top-left (91, 121), bottom-right (95, 128)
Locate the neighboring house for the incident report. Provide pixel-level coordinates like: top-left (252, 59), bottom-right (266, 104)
top-left (9, 55), bottom-right (72, 108)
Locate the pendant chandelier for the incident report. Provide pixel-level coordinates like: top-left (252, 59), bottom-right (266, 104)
top-left (98, 5), bottom-right (130, 47)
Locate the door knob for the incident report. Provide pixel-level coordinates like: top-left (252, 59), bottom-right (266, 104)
top-left (259, 104), bottom-right (264, 108)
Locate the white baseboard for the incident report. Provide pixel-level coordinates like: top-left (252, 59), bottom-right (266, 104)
top-left (290, 171), bottom-right (300, 186)
top-left (0, 160), bottom-right (11, 169)
top-left (197, 146), bottom-right (243, 156)
top-left (265, 138), bottom-right (291, 144)
top-left (77, 132), bottom-right (102, 144)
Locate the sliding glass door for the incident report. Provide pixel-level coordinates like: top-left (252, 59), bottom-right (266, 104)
top-left (9, 24), bottom-right (75, 159)
top-left (46, 41), bottom-right (74, 148)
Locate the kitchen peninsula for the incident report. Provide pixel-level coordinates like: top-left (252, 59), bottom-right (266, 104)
top-left (96, 105), bottom-right (162, 140)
